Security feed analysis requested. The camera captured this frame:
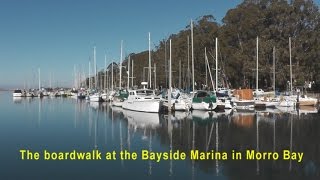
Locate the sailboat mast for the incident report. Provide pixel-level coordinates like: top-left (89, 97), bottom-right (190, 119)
top-left (216, 37), bottom-right (218, 91)
top-left (127, 56), bottom-right (130, 90)
top-left (111, 62), bottom-right (114, 91)
top-left (179, 60), bottom-right (181, 89)
top-left (120, 40), bottom-right (123, 89)
top-left (104, 54), bottom-right (107, 90)
top-left (149, 32), bottom-right (152, 89)
top-left (205, 48), bottom-right (214, 89)
top-left (191, 20), bottom-right (195, 97)
top-left (94, 46), bottom-right (97, 90)
top-left (256, 36), bottom-right (259, 91)
top-left (74, 65), bottom-right (76, 88)
top-left (89, 60), bottom-right (91, 90)
top-left (131, 59), bottom-right (134, 87)
top-left (49, 72), bottom-right (52, 89)
top-left (38, 68), bottom-right (41, 90)
top-left (154, 63), bottom-right (156, 89)
top-left (205, 55), bottom-right (207, 87)
top-left (273, 47), bottom-right (276, 95)
top-left (289, 37), bottom-right (292, 93)
top-left (168, 39), bottom-right (172, 111)
top-left (187, 36), bottom-right (190, 91)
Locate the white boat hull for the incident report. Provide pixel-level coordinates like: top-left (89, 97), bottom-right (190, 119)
top-left (89, 94), bottom-right (102, 102)
top-left (255, 100), bottom-right (279, 107)
top-left (101, 93), bottom-right (108, 101)
top-left (13, 93), bottom-right (23, 97)
top-left (298, 97), bottom-right (317, 106)
top-left (192, 102), bottom-right (217, 111)
top-left (112, 100), bottom-right (123, 107)
top-left (233, 100), bottom-right (255, 109)
top-left (278, 100), bottom-right (296, 107)
top-left (122, 100), bottom-right (160, 113)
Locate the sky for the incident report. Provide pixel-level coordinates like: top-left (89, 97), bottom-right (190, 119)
top-left (0, 0), bottom-right (318, 89)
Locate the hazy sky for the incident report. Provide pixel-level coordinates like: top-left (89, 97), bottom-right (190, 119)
top-left (0, 0), bottom-right (318, 88)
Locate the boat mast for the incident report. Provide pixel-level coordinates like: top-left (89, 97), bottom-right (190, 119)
top-left (74, 65), bottom-right (76, 88)
top-left (111, 61), bottom-right (114, 91)
top-left (149, 32), bottom-right (152, 89)
top-left (165, 40), bottom-right (167, 87)
top-left (38, 68), bottom-right (41, 90)
top-left (104, 54), bottom-right (107, 90)
top-left (127, 56), bottom-right (130, 90)
top-left (205, 47), bottom-right (214, 89)
top-left (191, 19), bottom-right (195, 97)
top-left (49, 72), bottom-right (52, 89)
top-left (154, 63), bottom-right (156, 89)
top-left (289, 37), bottom-right (293, 93)
top-left (94, 46), bottom-right (97, 90)
top-left (89, 60), bottom-right (91, 90)
top-left (215, 37), bottom-right (218, 91)
top-left (168, 39), bottom-right (172, 111)
top-left (131, 59), bottom-right (134, 87)
top-left (120, 40), bottom-right (123, 89)
top-left (187, 36), bottom-right (190, 91)
top-left (179, 60), bottom-right (181, 89)
top-left (256, 36), bottom-right (259, 91)
top-left (273, 47), bottom-right (276, 95)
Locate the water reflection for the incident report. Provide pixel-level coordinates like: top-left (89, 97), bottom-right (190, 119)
top-left (123, 110), bottom-right (160, 130)
top-left (13, 97), bottom-right (22, 103)
top-left (8, 96), bottom-right (320, 178)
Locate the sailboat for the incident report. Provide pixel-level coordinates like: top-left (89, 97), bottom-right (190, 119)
top-left (211, 38), bottom-right (232, 110)
top-left (190, 20), bottom-right (217, 111)
top-left (277, 38), bottom-right (298, 108)
top-left (111, 40), bottom-right (129, 106)
top-left (89, 46), bottom-right (103, 102)
top-left (254, 44), bottom-right (279, 108)
top-left (162, 39), bottom-right (191, 111)
top-left (101, 54), bottom-right (108, 101)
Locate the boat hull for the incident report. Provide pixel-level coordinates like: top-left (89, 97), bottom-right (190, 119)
top-left (89, 94), bottom-right (103, 102)
top-left (13, 93), bottom-right (23, 97)
top-left (233, 100), bottom-right (255, 109)
top-left (192, 102), bottom-right (217, 111)
top-left (112, 100), bottom-right (123, 107)
top-left (122, 100), bottom-right (160, 113)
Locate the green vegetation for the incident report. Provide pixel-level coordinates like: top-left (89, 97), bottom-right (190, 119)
top-left (95, 0), bottom-right (320, 92)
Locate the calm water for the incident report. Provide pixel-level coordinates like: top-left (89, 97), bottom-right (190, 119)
top-left (0, 91), bottom-right (319, 179)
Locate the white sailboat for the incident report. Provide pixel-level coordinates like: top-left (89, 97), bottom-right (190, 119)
top-left (101, 54), bottom-right (108, 101)
top-left (277, 38), bottom-right (298, 108)
top-left (253, 38), bottom-right (279, 108)
top-left (163, 39), bottom-right (191, 111)
top-left (89, 46), bottom-right (103, 102)
top-left (112, 41), bottom-right (126, 106)
top-left (190, 20), bottom-right (217, 111)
